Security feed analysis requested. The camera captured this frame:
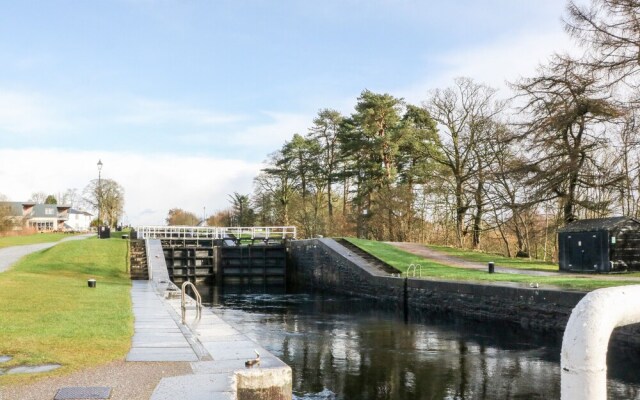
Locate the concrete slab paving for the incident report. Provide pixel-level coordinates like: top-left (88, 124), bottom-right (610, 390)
top-left (202, 341), bottom-right (266, 361)
top-left (150, 373), bottom-right (235, 400)
top-left (135, 240), bottom-right (292, 399)
top-left (127, 280), bottom-right (199, 362)
top-left (191, 357), bottom-right (284, 375)
top-left (127, 352), bottom-right (198, 362)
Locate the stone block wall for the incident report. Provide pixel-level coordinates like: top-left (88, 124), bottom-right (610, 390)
top-left (288, 238), bottom-right (640, 348)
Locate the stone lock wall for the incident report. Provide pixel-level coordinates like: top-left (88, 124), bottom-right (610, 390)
top-left (288, 238), bottom-right (640, 348)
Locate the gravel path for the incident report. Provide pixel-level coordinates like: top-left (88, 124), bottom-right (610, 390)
top-left (0, 360), bottom-right (192, 400)
top-left (0, 234), bottom-right (94, 273)
top-left (387, 242), bottom-right (640, 281)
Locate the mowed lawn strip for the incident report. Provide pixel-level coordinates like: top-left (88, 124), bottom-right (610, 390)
top-left (345, 238), bottom-right (638, 291)
top-left (0, 233), bottom-right (77, 249)
top-left (0, 237), bottom-right (132, 385)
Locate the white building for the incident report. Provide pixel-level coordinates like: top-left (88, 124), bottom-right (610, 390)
top-left (66, 209), bottom-right (94, 232)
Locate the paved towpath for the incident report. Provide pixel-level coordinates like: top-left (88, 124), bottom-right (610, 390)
top-left (133, 239), bottom-right (291, 399)
top-left (0, 234), bottom-right (94, 273)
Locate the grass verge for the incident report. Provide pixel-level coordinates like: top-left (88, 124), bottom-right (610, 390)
top-left (346, 238), bottom-right (639, 292)
top-left (0, 237), bottom-right (132, 385)
top-left (0, 233), bottom-right (80, 249)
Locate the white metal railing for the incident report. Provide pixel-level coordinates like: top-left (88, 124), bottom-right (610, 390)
top-left (134, 225), bottom-right (297, 241)
top-left (407, 264), bottom-right (422, 278)
top-left (561, 285), bottom-right (640, 400)
top-left (181, 281), bottom-right (202, 325)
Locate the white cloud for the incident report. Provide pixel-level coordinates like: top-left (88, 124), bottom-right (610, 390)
top-left (398, 30), bottom-right (578, 103)
top-left (0, 90), bottom-right (69, 135)
top-left (0, 148), bottom-right (262, 226)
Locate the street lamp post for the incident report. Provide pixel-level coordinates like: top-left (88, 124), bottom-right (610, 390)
top-left (97, 159), bottom-right (103, 236)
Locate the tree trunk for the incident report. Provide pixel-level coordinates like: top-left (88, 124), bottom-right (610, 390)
top-left (455, 179), bottom-right (466, 248)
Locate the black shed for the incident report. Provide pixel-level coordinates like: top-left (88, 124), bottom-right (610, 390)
top-left (558, 217), bottom-right (640, 273)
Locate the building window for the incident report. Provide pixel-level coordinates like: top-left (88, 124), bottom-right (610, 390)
top-left (45, 208), bottom-right (54, 215)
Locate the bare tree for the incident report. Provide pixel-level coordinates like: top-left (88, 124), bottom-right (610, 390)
top-left (60, 188), bottom-right (79, 208)
top-left (425, 77), bottom-right (503, 247)
top-left (29, 192), bottom-right (48, 204)
top-left (613, 111), bottom-right (640, 216)
top-left (512, 55), bottom-right (622, 224)
top-left (0, 193), bottom-right (13, 232)
top-left (565, 0), bottom-right (640, 83)
top-left (83, 178), bottom-right (125, 227)
top-left (256, 148), bottom-right (297, 226)
top-left (166, 208), bottom-right (200, 225)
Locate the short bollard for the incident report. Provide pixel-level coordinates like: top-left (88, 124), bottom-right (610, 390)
top-left (488, 262), bottom-right (495, 274)
top-left (88, 279), bottom-right (97, 288)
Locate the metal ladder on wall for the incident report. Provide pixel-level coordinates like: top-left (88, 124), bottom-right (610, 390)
top-left (407, 263), bottom-right (422, 278)
top-left (181, 281), bottom-right (202, 325)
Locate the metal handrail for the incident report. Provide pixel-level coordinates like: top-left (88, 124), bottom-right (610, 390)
top-left (407, 264), bottom-right (422, 278)
top-left (135, 225), bottom-right (297, 241)
top-left (407, 264), bottom-right (415, 277)
top-left (181, 281), bottom-right (202, 324)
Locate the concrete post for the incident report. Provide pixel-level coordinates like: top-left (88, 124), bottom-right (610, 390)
top-left (561, 285), bottom-right (640, 400)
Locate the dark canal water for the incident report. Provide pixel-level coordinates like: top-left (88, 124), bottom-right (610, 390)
top-left (197, 286), bottom-right (640, 400)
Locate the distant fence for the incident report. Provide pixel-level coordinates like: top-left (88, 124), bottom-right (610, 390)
top-left (134, 226), bottom-right (297, 241)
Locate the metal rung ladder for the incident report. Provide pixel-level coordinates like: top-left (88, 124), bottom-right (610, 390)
top-left (407, 263), bottom-right (422, 278)
top-left (181, 281), bottom-right (202, 324)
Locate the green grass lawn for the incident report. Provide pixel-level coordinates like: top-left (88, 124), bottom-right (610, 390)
top-left (0, 233), bottom-right (80, 249)
top-left (0, 236), bottom-right (132, 385)
top-left (345, 238), bottom-right (639, 292)
top-left (427, 244), bottom-right (558, 271)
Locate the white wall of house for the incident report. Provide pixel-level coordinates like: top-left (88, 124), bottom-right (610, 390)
top-left (67, 210), bottom-right (93, 231)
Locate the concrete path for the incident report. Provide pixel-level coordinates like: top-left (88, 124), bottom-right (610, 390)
top-left (0, 234), bottom-right (94, 273)
top-left (128, 282), bottom-right (199, 362)
top-left (134, 240), bottom-right (291, 400)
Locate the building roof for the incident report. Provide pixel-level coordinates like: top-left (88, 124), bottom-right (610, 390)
top-left (0, 202), bottom-right (72, 218)
top-left (69, 208), bottom-right (93, 216)
top-left (0, 202), bottom-right (26, 217)
top-left (558, 217), bottom-right (640, 233)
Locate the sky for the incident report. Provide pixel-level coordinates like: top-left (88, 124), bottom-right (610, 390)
top-left (0, 0), bottom-right (579, 226)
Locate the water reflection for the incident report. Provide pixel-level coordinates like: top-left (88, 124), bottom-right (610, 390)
top-left (196, 285), bottom-right (640, 399)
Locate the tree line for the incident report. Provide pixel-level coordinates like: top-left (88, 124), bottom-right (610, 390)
top-left (245, 1), bottom-right (640, 260)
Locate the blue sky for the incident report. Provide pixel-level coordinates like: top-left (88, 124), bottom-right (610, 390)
top-left (0, 1), bottom-right (576, 225)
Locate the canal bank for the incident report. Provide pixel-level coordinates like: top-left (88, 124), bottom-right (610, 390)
top-left (142, 239), bottom-right (292, 400)
top-left (288, 238), bottom-right (640, 348)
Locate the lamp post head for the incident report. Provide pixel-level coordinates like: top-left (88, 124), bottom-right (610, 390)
top-left (97, 159), bottom-right (103, 171)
